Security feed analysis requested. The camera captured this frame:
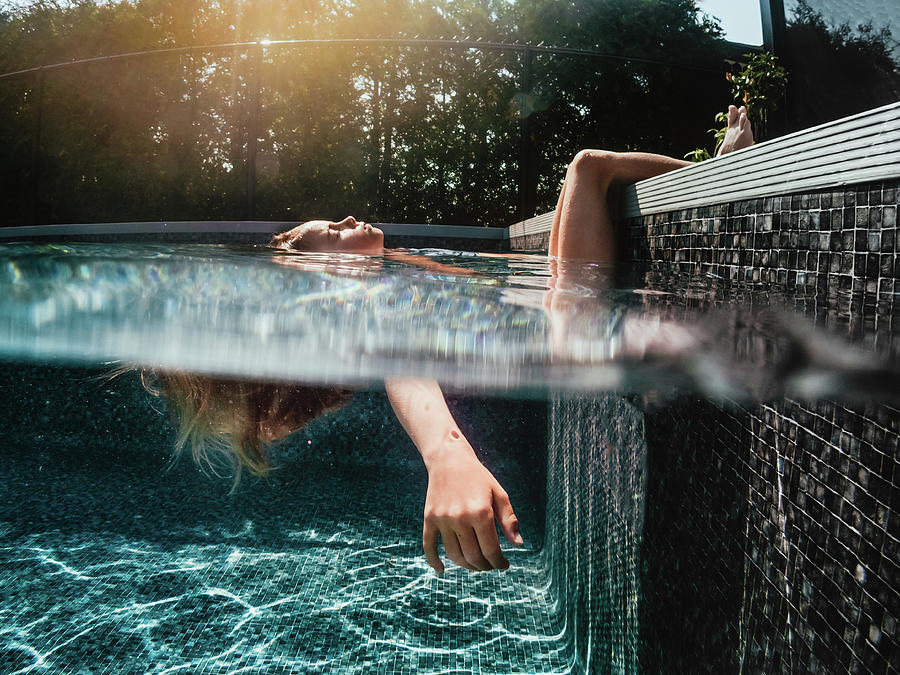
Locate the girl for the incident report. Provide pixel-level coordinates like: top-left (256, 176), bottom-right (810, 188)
top-left (157, 105), bottom-right (753, 574)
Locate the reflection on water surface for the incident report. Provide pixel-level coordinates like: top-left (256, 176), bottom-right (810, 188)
top-left (1, 242), bottom-right (895, 401)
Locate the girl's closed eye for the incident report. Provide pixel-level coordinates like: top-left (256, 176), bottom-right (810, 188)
top-left (271, 217), bottom-right (384, 254)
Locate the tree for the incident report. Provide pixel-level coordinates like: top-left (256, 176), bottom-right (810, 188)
top-left (506, 0), bottom-right (729, 215)
top-left (0, 0), bottom-right (732, 227)
top-left (779, 0), bottom-right (900, 133)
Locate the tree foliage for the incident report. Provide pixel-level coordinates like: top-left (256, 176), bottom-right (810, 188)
top-left (7, 0), bottom-right (886, 228)
top-left (0, 0), bottom-right (738, 227)
top-left (2, 0), bottom-right (897, 228)
top-left (778, 0), bottom-right (900, 134)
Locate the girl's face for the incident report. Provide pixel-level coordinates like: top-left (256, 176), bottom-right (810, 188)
top-left (279, 216), bottom-right (384, 254)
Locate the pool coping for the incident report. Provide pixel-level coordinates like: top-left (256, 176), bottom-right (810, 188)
top-left (0, 220), bottom-right (506, 241)
top-left (509, 100), bottom-right (900, 240)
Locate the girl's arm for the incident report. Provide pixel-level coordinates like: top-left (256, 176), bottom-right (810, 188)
top-left (384, 250), bottom-right (478, 277)
top-left (384, 377), bottom-right (523, 573)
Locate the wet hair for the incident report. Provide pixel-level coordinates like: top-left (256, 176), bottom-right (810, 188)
top-left (269, 222), bottom-right (314, 251)
top-left (143, 371), bottom-right (353, 485)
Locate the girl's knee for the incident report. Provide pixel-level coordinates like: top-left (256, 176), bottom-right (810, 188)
top-left (568, 149), bottom-right (617, 178)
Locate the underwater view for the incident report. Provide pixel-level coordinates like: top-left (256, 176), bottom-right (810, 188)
top-left (1, 0), bottom-right (899, 671)
top-left (0, 364), bottom-right (559, 673)
top-left (1, 241), bottom-right (897, 673)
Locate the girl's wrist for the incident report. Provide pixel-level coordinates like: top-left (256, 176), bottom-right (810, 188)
top-left (420, 428), bottom-right (476, 470)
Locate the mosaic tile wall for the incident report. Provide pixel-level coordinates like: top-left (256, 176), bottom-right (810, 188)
top-left (512, 231), bottom-right (551, 253)
top-left (544, 393), bottom-right (648, 675)
top-left (639, 398), bottom-right (750, 673)
top-left (638, 394), bottom-right (899, 674)
top-left (622, 180), bottom-right (899, 315)
top-left (526, 181), bottom-right (898, 672)
top-left (629, 182), bottom-right (899, 672)
top-left (739, 399), bottom-right (898, 672)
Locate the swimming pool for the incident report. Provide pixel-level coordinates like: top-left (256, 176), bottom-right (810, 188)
top-left (0, 233), bottom-right (896, 673)
top-left (1, 360), bottom-right (560, 673)
top-left (2, 100), bottom-right (899, 675)
top-left (0, 242), bottom-right (688, 674)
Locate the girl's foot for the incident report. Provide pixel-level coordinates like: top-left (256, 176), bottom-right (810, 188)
top-left (718, 105), bottom-right (755, 156)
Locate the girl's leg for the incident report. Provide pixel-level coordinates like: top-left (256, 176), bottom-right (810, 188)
top-left (549, 150), bottom-right (690, 262)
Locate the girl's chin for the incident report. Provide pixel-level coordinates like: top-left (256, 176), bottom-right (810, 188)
top-left (363, 232), bottom-right (385, 253)
top-left (338, 228), bottom-right (384, 254)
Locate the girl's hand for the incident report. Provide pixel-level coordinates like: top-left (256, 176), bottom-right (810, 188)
top-left (422, 435), bottom-right (523, 574)
top-left (383, 377), bottom-right (523, 573)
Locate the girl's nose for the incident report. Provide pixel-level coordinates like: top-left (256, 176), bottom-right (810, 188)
top-left (335, 216), bottom-right (357, 229)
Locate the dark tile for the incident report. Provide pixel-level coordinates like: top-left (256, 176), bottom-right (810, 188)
top-left (856, 209), bottom-right (870, 231)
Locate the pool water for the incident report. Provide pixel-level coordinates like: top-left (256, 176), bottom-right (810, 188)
top-left (1, 366), bottom-right (561, 673)
top-left (1, 242), bottom-right (892, 398)
top-left (0, 242), bottom-right (896, 673)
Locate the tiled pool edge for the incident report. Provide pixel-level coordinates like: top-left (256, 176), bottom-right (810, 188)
top-left (543, 394), bottom-right (648, 674)
top-left (621, 180), bottom-right (899, 306)
top-left (521, 110), bottom-right (900, 672)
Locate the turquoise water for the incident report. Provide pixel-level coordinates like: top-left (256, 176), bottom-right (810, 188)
top-left (1, 242), bottom-right (896, 673)
top-left (1, 242), bottom-right (892, 398)
top-left (1, 367), bottom-right (561, 673)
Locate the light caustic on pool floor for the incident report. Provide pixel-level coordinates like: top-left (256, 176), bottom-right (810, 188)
top-left (0, 457), bottom-right (570, 674)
